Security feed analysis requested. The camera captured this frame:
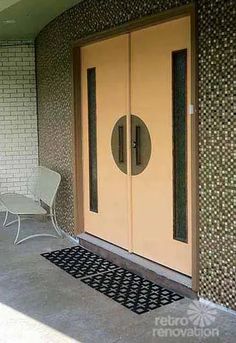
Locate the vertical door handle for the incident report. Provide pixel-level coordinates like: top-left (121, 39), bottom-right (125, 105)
top-left (118, 125), bottom-right (124, 163)
top-left (135, 125), bottom-right (141, 165)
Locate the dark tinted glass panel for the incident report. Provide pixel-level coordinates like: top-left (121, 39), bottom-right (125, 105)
top-left (87, 68), bottom-right (98, 212)
top-left (172, 50), bottom-right (187, 242)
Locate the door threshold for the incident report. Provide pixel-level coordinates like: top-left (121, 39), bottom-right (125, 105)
top-left (78, 233), bottom-right (197, 299)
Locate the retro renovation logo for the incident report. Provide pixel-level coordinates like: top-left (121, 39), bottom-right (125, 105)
top-left (153, 300), bottom-right (219, 338)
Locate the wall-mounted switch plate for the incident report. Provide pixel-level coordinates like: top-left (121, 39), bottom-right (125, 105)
top-left (189, 104), bottom-right (194, 115)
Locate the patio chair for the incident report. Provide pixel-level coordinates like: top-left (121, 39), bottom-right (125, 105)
top-left (0, 166), bottom-right (63, 245)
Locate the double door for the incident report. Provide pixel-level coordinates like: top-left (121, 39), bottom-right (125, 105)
top-left (81, 17), bottom-right (192, 276)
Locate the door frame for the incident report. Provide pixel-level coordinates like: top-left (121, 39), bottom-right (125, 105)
top-left (72, 3), bottom-right (199, 292)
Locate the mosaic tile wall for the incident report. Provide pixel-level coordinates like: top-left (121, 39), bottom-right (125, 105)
top-left (197, 0), bottom-right (235, 310)
top-left (36, 0), bottom-right (235, 309)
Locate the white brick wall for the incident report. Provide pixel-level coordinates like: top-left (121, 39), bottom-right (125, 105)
top-left (0, 41), bottom-right (38, 209)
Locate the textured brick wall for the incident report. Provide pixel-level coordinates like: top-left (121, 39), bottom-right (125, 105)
top-left (0, 41), bottom-right (38, 205)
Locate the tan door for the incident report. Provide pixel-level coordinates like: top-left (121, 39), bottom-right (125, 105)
top-left (81, 35), bottom-right (129, 249)
top-left (80, 16), bottom-right (192, 276)
top-left (131, 17), bottom-right (192, 275)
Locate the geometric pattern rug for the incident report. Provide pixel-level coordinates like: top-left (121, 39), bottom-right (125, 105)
top-left (41, 245), bottom-right (118, 279)
top-left (41, 246), bottom-right (184, 314)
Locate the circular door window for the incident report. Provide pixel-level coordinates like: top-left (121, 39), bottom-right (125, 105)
top-left (111, 115), bottom-right (151, 175)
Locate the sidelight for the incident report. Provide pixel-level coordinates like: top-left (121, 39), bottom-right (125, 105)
top-left (87, 67), bottom-right (98, 213)
top-left (172, 49), bottom-right (188, 242)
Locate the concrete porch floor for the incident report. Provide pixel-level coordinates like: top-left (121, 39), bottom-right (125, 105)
top-left (0, 212), bottom-right (235, 343)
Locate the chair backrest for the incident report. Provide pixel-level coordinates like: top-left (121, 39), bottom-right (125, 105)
top-left (32, 166), bottom-right (61, 207)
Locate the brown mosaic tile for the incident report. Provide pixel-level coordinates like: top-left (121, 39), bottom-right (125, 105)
top-left (197, 0), bottom-right (235, 310)
top-left (36, 0), bottom-right (235, 310)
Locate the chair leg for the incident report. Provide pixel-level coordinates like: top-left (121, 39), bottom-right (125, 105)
top-left (13, 215), bottom-right (59, 245)
top-left (50, 206), bottom-right (63, 237)
top-left (3, 211), bottom-right (9, 227)
top-left (52, 205), bottom-right (60, 231)
top-left (15, 233), bottom-right (59, 245)
top-left (5, 217), bottom-right (33, 228)
top-left (14, 215), bottom-right (21, 245)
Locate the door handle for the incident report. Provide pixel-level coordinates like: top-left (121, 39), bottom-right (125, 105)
top-left (118, 125), bottom-right (125, 163)
top-left (135, 125), bottom-right (141, 165)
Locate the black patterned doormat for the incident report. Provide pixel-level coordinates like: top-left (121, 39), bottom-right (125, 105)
top-left (41, 246), bottom-right (184, 314)
top-left (41, 246), bottom-right (118, 278)
top-left (81, 268), bottom-right (184, 314)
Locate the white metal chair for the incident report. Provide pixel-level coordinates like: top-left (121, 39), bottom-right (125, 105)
top-left (0, 166), bottom-right (63, 245)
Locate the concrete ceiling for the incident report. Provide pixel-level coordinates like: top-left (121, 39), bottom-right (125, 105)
top-left (0, 0), bottom-right (83, 41)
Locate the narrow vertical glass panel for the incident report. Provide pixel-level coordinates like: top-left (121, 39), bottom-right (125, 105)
top-left (172, 49), bottom-right (187, 242)
top-left (87, 67), bottom-right (98, 213)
